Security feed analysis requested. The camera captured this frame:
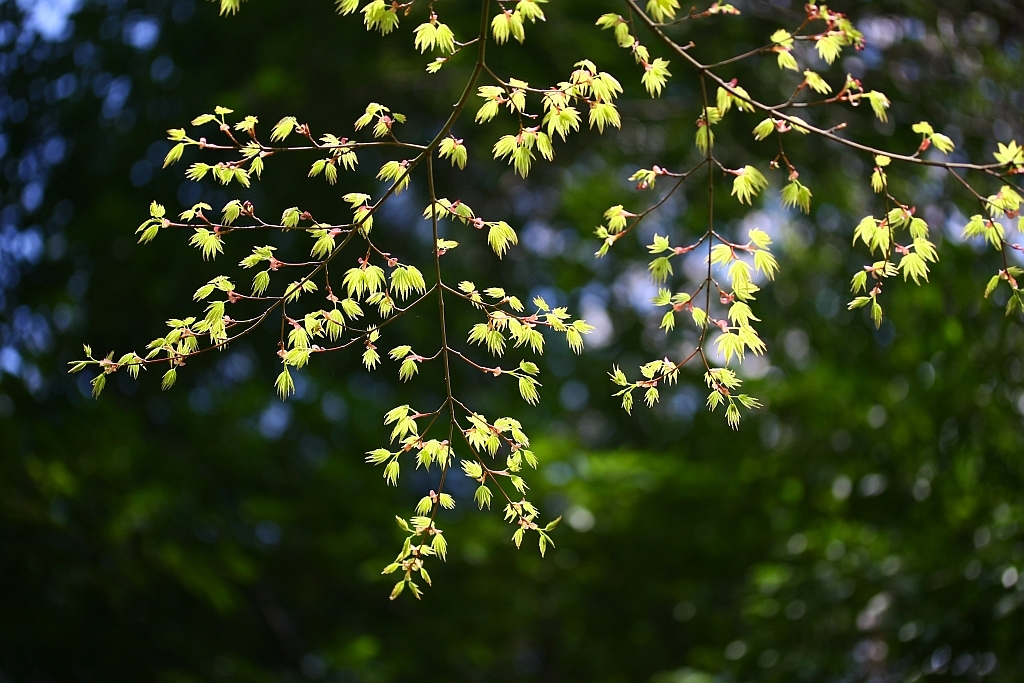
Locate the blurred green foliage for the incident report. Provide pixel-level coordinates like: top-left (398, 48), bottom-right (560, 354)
top-left (0, 0), bottom-right (1023, 681)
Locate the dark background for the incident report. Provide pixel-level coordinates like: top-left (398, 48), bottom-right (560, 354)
top-left (1, 0), bottom-right (1023, 680)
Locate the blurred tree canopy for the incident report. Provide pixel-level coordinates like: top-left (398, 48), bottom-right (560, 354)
top-left (1, 0), bottom-right (1023, 681)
